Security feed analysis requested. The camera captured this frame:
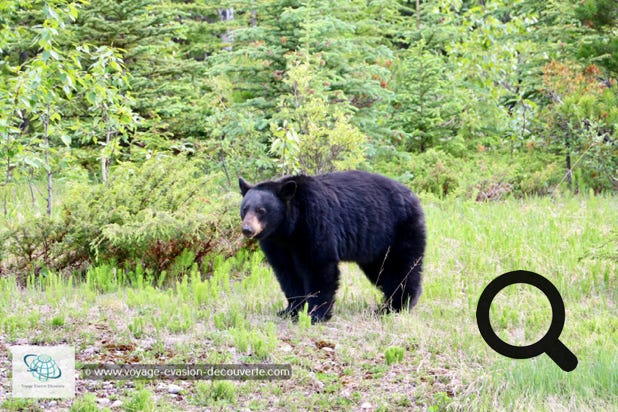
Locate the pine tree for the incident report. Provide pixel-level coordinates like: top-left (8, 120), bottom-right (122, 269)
top-left (575, 0), bottom-right (618, 77)
top-left (74, 0), bottom-right (213, 150)
top-left (202, 0), bottom-right (402, 176)
top-left (390, 40), bottom-right (461, 152)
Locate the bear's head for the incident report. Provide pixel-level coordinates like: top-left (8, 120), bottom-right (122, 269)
top-left (239, 177), bottom-right (297, 239)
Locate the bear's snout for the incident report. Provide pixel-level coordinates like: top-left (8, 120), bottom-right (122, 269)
top-left (242, 225), bottom-right (255, 237)
top-left (241, 213), bottom-right (264, 238)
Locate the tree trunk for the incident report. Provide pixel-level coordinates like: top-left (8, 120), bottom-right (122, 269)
top-left (219, 147), bottom-right (231, 189)
top-left (565, 150), bottom-right (572, 192)
top-left (416, 0), bottom-right (421, 29)
top-left (44, 102), bottom-right (53, 216)
top-left (3, 153), bottom-right (9, 217)
top-left (102, 108), bottom-right (111, 183)
top-left (219, 8), bottom-right (234, 51)
top-left (28, 168), bottom-right (37, 209)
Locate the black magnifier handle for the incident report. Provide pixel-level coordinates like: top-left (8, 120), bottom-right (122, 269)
top-left (545, 340), bottom-right (578, 372)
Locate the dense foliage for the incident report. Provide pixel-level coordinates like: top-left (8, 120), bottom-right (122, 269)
top-left (1, 0), bottom-right (616, 274)
top-left (0, 156), bottom-right (241, 277)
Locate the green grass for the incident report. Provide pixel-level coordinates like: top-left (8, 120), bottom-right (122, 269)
top-left (0, 195), bottom-right (616, 411)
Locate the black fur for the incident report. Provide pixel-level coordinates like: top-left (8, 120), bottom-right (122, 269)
top-left (239, 171), bottom-right (426, 323)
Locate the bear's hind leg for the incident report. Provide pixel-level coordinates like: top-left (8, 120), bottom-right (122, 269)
top-left (359, 260), bottom-right (384, 285)
top-left (377, 253), bottom-right (423, 312)
top-left (360, 252), bottom-right (421, 312)
top-left (379, 217), bottom-right (425, 312)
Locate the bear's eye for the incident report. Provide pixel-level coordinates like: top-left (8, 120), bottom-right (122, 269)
top-left (242, 205), bottom-right (249, 215)
top-left (256, 207), bottom-right (267, 216)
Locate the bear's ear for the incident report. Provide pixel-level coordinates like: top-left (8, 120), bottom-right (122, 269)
top-left (239, 177), bottom-right (253, 196)
top-left (279, 181), bottom-right (297, 201)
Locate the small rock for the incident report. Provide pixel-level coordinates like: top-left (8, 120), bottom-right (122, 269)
top-left (141, 337), bottom-right (157, 350)
top-left (48, 400), bottom-right (58, 407)
top-left (82, 346), bottom-right (98, 357)
top-left (309, 377), bottom-right (324, 392)
top-left (168, 384), bottom-right (182, 394)
top-left (111, 400), bottom-right (123, 408)
top-left (97, 398), bottom-right (111, 406)
top-left (360, 401), bottom-right (372, 410)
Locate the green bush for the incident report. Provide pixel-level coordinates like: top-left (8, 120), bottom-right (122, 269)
top-left (372, 146), bottom-right (565, 200)
top-left (408, 149), bottom-right (463, 197)
top-left (463, 151), bottom-right (563, 200)
top-left (0, 216), bottom-right (71, 276)
top-left (1, 156), bottom-right (243, 279)
top-left (515, 155), bottom-right (562, 196)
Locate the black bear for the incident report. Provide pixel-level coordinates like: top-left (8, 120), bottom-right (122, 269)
top-left (239, 170), bottom-right (426, 323)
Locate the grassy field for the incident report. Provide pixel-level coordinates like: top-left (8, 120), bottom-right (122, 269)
top-left (1, 195), bottom-right (616, 411)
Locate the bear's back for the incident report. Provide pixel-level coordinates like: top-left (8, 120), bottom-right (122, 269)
top-left (290, 171), bottom-right (422, 262)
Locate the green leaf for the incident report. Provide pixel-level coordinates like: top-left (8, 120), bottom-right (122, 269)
top-left (86, 91), bottom-right (97, 105)
top-left (59, 134), bottom-right (71, 147)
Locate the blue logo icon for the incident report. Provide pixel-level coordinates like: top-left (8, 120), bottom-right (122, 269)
top-left (23, 354), bottom-right (62, 381)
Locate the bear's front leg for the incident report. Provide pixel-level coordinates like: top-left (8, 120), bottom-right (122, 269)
top-left (274, 271), bottom-right (306, 320)
top-left (272, 271), bottom-right (306, 320)
top-left (260, 241), bottom-right (306, 319)
top-left (302, 261), bottom-right (340, 323)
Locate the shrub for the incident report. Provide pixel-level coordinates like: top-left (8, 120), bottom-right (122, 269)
top-left (0, 216), bottom-right (73, 277)
top-left (408, 149), bottom-right (463, 197)
top-left (371, 146), bottom-right (564, 200)
top-left (464, 152), bottom-right (563, 200)
top-left (1, 156), bottom-right (244, 279)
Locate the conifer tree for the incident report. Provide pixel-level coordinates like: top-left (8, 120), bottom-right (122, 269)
top-left (74, 0), bottom-right (210, 150)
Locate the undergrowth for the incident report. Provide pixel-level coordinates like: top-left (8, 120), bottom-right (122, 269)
top-left (0, 156), bottom-right (243, 280)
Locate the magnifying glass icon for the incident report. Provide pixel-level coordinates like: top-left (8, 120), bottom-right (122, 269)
top-left (476, 270), bottom-right (578, 372)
